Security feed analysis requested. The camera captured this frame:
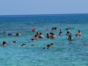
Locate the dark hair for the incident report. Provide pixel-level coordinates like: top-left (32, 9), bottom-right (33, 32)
top-left (50, 43), bottom-right (54, 45)
top-left (3, 41), bottom-right (6, 44)
top-left (21, 44), bottom-right (26, 46)
top-left (47, 33), bottom-right (49, 38)
top-left (13, 41), bottom-right (16, 43)
top-left (39, 32), bottom-right (42, 35)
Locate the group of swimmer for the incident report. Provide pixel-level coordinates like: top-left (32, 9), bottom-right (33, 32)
top-left (66, 29), bottom-right (82, 40)
top-left (2, 40), bottom-right (26, 47)
top-left (1, 27), bottom-right (82, 49)
top-left (43, 43), bottom-right (54, 49)
top-left (0, 31), bottom-right (22, 36)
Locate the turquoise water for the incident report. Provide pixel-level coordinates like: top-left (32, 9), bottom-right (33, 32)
top-left (0, 14), bottom-right (88, 66)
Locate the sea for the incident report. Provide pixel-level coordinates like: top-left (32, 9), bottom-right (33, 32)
top-left (0, 14), bottom-right (88, 66)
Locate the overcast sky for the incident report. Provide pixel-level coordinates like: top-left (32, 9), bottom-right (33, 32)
top-left (0, 0), bottom-right (88, 15)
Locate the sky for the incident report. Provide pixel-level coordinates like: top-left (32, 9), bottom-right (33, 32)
top-left (0, 0), bottom-right (88, 15)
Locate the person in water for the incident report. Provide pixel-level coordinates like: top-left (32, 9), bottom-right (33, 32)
top-left (34, 34), bottom-right (38, 40)
top-left (16, 33), bottom-right (21, 36)
top-left (11, 41), bottom-right (16, 44)
top-left (31, 44), bottom-right (34, 46)
top-left (50, 32), bottom-right (56, 39)
top-left (2, 41), bottom-right (7, 46)
top-left (52, 27), bottom-right (57, 30)
top-left (46, 33), bottom-right (50, 38)
top-left (75, 30), bottom-right (82, 36)
top-left (50, 43), bottom-right (54, 45)
top-left (30, 38), bottom-right (35, 42)
top-left (46, 28), bottom-right (48, 31)
top-left (66, 30), bottom-right (71, 36)
top-left (59, 29), bottom-right (62, 35)
top-left (32, 29), bottom-right (36, 32)
top-left (38, 33), bottom-right (44, 38)
top-left (68, 34), bottom-right (74, 41)
top-left (36, 31), bottom-right (39, 35)
top-left (19, 44), bottom-right (26, 47)
top-left (43, 47), bottom-right (46, 49)
top-left (46, 44), bottom-right (51, 49)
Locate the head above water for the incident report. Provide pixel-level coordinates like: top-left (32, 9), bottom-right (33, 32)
top-left (21, 44), bottom-right (26, 46)
top-left (2, 41), bottom-right (7, 46)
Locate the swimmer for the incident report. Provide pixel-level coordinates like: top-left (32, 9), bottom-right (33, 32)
top-left (52, 27), bottom-right (57, 30)
top-left (2, 41), bottom-right (7, 46)
top-left (16, 33), bottom-right (21, 36)
top-left (36, 31), bottom-right (39, 35)
top-left (31, 44), bottom-right (34, 46)
top-left (46, 28), bottom-right (48, 31)
top-left (50, 32), bottom-right (56, 39)
top-left (30, 38), bottom-right (35, 42)
top-left (8, 33), bottom-right (15, 36)
top-left (19, 44), bottom-right (26, 47)
top-left (76, 30), bottom-right (82, 36)
top-left (47, 44), bottom-right (51, 49)
top-left (34, 34), bottom-right (38, 40)
top-left (38, 33), bottom-right (44, 38)
top-left (50, 43), bottom-right (54, 45)
top-left (32, 29), bottom-right (36, 32)
top-left (68, 34), bottom-right (74, 41)
top-left (59, 29), bottom-right (62, 35)
top-left (66, 30), bottom-right (71, 36)
top-left (65, 28), bottom-right (69, 30)
top-left (11, 41), bottom-right (16, 44)
top-left (46, 33), bottom-right (50, 38)
top-left (8, 33), bottom-right (12, 36)
top-left (43, 47), bottom-right (46, 49)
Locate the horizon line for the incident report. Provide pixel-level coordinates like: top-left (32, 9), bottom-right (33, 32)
top-left (0, 13), bottom-right (88, 16)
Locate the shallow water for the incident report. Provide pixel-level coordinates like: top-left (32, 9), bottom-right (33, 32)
top-left (0, 14), bottom-right (88, 66)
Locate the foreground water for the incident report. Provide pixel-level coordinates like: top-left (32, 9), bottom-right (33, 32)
top-left (0, 14), bottom-right (88, 66)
